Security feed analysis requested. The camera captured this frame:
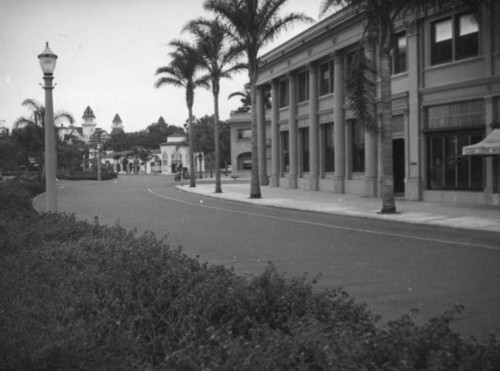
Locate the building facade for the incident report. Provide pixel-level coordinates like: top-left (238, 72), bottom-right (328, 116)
top-left (159, 134), bottom-right (205, 176)
top-left (245, 3), bottom-right (500, 206)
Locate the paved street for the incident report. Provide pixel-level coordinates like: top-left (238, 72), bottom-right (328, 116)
top-left (34, 175), bottom-right (500, 340)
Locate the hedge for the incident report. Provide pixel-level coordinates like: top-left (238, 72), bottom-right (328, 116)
top-left (1, 178), bottom-right (499, 370)
top-left (58, 168), bottom-right (118, 181)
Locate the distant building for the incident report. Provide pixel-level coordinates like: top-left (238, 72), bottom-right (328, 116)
top-left (233, 2), bottom-right (500, 207)
top-left (58, 106), bottom-right (109, 145)
top-left (160, 134), bottom-right (205, 175)
top-left (81, 106), bottom-right (97, 141)
top-left (111, 113), bottom-right (124, 133)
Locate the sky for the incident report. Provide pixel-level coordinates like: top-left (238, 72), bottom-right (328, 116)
top-left (1, 0), bottom-right (325, 133)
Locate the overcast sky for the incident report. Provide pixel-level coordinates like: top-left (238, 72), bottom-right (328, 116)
top-left (1, 0), bottom-right (324, 133)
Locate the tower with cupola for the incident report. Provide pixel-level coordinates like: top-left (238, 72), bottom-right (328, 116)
top-left (81, 106), bottom-right (97, 142)
top-left (111, 113), bottom-right (124, 132)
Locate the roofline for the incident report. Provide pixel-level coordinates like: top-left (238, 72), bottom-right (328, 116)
top-left (258, 5), bottom-right (359, 68)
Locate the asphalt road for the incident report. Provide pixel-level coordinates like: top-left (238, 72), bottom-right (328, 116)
top-left (38, 174), bottom-right (500, 340)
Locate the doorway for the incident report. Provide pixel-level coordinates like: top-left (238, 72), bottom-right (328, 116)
top-left (393, 138), bottom-right (405, 194)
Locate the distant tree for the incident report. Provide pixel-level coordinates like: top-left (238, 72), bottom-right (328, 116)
top-left (12, 99), bottom-right (74, 181)
top-left (155, 41), bottom-right (209, 187)
top-left (0, 136), bottom-right (19, 173)
top-left (58, 141), bottom-right (84, 173)
top-left (145, 118), bottom-right (185, 148)
top-left (105, 130), bottom-right (130, 152)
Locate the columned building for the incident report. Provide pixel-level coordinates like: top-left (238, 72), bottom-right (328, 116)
top-left (245, 3), bottom-right (500, 206)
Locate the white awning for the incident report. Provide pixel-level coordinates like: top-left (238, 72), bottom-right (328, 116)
top-left (463, 128), bottom-right (500, 156)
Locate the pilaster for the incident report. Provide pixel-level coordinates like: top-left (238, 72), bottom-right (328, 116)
top-left (257, 86), bottom-right (269, 185)
top-left (288, 72), bottom-right (298, 189)
top-left (308, 62), bottom-right (319, 191)
top-left (271, 79), bottom-right (280, 187)
top-left (333, 52), bottom-right (345, 193)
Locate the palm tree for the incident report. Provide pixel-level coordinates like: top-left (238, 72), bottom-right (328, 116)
top-left (320, 0), bottom-right (486, 214)
top-left (155, 43), bottom-right (209, 187)
top-left (204, 0), bottom-right (312, 198)
top-left (183, 17), bottom-right (246, 193)
top-left (228, 82), bottom-right (272, 113)
top-left (13, 99), bottom-right (74, 182)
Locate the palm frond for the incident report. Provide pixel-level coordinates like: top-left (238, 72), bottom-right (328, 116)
top-left (345, 49), bottom-right (377, 131)
top-left (155, 76), bottom-right (184, 89)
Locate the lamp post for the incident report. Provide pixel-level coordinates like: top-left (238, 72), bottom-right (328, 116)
top-left (38, 42), bottom-right (58, 212)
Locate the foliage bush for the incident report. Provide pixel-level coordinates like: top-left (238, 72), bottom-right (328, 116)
top-left (58, 168), bottom-right (118, 181)
top-left (1, 180), bottom-right (499, 370)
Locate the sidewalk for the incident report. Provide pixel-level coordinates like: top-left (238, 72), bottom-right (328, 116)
top-left (176, 180), bottom-right (500, 233)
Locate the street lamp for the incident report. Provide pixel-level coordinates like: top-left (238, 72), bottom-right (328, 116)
top-left (38, 42), bottom-right (58, 212)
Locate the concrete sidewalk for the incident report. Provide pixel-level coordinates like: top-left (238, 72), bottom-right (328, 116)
top-left (177, 180), bottom-right (500, 233)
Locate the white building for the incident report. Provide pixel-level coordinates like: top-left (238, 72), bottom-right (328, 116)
top-left (159, 134), bottom-right (205, 175)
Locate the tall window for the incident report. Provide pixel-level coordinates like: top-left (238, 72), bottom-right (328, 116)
top-left (299, 128), bottom-right (310, 172)
top-left (393, 32), bottom-right (407, 74)
top-left (280, 131), bottom-right (289, 173)
top-left (279, 79), bottom-right (289, 108)
top-left (426, 100), bottom-right (485, 190)
top-left (427, 131), bottom-right (484, 190)
top-left (319, 60), bottom-right (334, 96)
top-left (298, 71), bottom-right (309, 102)
top-left (431, 13), bottom-right (479, 65)
top-left (350, 120), bottom-right (365, 172)
top-left (321, 123), bottom-right (334, 173)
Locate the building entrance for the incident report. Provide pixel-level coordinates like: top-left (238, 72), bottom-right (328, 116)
top-left (393, 139), bottom-right (405, 194)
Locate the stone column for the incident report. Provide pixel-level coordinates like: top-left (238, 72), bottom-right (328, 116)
top-left (363, 39), bottom-right (378, 196)
top-left (271, 80), bottom-right (280, 187)
top-left (406, 23), bottom-right (422, 200)
top-left (288, 72), bottom-right (298, 188)
top-left (257, 85), bottom-right (269, 185)
top-left (308, 62), bottom-right (319, 191)
top-left (333, 52), bottom-right (345, 193)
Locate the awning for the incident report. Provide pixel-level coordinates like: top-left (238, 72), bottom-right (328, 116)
top-left (463, 127), bottom-right (500, 156)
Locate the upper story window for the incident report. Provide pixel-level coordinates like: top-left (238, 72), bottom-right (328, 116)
top-left (298, 71), bottom-right (310, 102)
top-left (319, 60), bottom-right (334, 96)
top-left (431, 13), bottom-right (479, 66)
top-left (393, 32), bottom-right (407, 74)
top-left (237, 129), bottom-right (252, 140)
top-left (279, 79), bottom-right (289, 108)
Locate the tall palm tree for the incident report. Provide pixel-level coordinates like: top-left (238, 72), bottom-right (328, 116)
top-left (204, 0), bottom-right (312, 198)
top-left (13, 98), bottom-right (74, 182)
top-left (320, 0), bottom-right (486, 214)
top-left (155, 43), bottom-right (208, 187)
top-left (228, 82), bottom-right (272, 113)
top-left (183, 17), bottom-right (246, 193)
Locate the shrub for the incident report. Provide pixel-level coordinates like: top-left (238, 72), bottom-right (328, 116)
top-left (0, 186), bottom-right (499, 370)
top-left (59, 168), bottom-right (118, 181)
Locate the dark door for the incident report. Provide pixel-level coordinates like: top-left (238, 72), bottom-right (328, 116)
top-left (393, 139), bottom-right (405, 194)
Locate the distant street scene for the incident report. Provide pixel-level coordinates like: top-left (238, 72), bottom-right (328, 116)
top-left (36, 175), bottom-right (500, 340)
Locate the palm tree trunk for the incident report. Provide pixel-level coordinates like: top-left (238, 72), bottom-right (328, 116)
top-left (188, 107), bottom-right (196, 188)
top-left (214, 92), bottom-right (222, 193)
top-left (380, 47), bottom-right (396, 213)
top-left (249, 66), bottom-right (261, 198)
